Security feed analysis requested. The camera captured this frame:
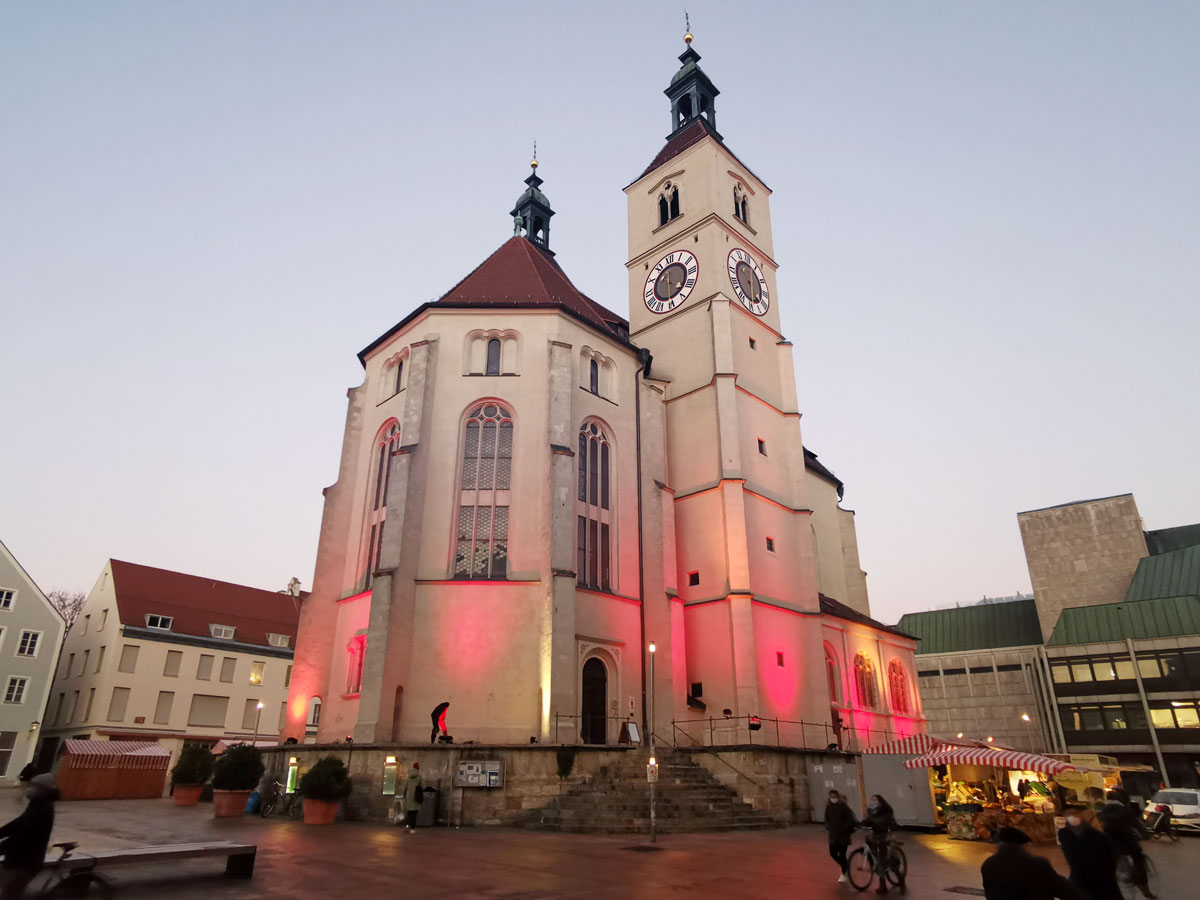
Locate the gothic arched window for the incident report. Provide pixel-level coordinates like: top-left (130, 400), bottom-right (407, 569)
top-left (589, 359), bottom-right (599, 394)
top-left (888, 659), bottom-right (910, 715)
top-left (826, 646), bottom-right (841, 705)
top-left (453, 404), bottom-right (513, 579)
top-left (854, 652), bottom-right (879, 710)
top-left (576, 421), bottom-right (612, 590)
top-left (734, 186), bottom-right (749, 225)
top-left (486, 339), bottom-right (501, 376)
top-left (363, 420), bottom-right (400, 589)
top-left (394, 358), bottom-right (404, 394)
top-left (658, 195), bottom-right (670, 227)
top-left (658, 184), bottom-right (680, 227)
top-left (346, 634), bottom-right (366, 695)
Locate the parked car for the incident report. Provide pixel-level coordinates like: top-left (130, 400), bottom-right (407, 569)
top-left (1144, 789), bottom-right (1200, 833)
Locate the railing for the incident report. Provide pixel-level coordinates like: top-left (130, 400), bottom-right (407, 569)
top-left (669, 715), bottom-right (903, 753)
top-left (552, 714), bottom-right (642, 745)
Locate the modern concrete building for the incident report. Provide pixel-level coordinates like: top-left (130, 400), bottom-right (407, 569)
top-left (0, 540), bottom-right (66, 783)
top-left (900, 495), bottom-right (1200, 787)
top-left (38, 560), bottom-right (299, 786)
top-left (285, 37), bottom-right (925, 753)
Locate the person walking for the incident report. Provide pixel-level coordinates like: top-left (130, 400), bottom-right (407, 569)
top-left (824, 789), bottom-right (858, 884)
top-left (401, 762), bottom-right (424, 832)
top-left (1058, 806), bottom-right (1121, 900)
top-left (430, 701), bottom-right (450, 744)
top-left (0, 774), bottom-right (59, 899)
top-left (863, 794), bottom-right (897, 895)
top-left (1098, 790), bottom-right (1153, 898)
top-left (981, 826), bottom-right (1087, 900)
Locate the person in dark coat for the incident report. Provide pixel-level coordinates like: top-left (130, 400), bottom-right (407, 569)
top-left (0, 773), bottom-right (59, 899)
top-left (981, 826), bottom-right (1087, 900)
top-left (863, 795), bottom-right (897, 895)
top-left (1058, 806), bottom-right (1121, 900)
top-left (1098, 792), bottom-right (1153, 898)
top-left (824, 789), bottom-right (858, 883)
top-left (401, 763), bottom-right (424, 832)
top-left (430, 701), bottom-right (450, 744)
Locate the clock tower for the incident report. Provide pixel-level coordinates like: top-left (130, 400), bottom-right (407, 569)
top-left (626, 35), bottom-right (827, 732)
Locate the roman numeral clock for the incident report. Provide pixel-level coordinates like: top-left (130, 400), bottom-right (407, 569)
top-left (643, 250), bottom-right (699, 314)
top-left (727, 248), bottom-right (769, 316)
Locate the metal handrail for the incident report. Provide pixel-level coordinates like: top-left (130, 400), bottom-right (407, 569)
top-left (669, 715), bottom-right (898, 753)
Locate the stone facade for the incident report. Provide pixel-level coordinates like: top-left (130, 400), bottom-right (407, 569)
top-left (1018, 494), bottom-right (1148, 639)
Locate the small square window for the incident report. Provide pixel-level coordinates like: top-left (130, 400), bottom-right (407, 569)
top-left (17, 631), bottom-right (40, 657)
top-left (267, 633), bottom-right (290, 649)
top-left (757, 439), bottom-right (767, 455)
top-left (690, 682), bottom-right (704, 697)
top-left (688, 571), bottom-right (700, 587)
top-left (766, 537), bottom-right (775, 552)
top-left (4, 676), bottom-right (28, 704)
top-left (249, 661), bottom-right (265, 686)
top-left (0, 589), bottom-right (14, 610)
top-left (776, 652), bottom-right (785, 667)
top-left (209, 624), bottom-right (236, 640)
top-left (145, 614), bottom-right (173, 630)
top-left (748, 338), bottom-right (756, 350)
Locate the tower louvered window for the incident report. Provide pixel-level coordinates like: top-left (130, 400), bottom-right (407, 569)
top-left (576, 422), bottom-right (612, 591)
top-left (454, 404), bottom-right (513, 579)
top-left (363, 421), bottom-right (400, 589)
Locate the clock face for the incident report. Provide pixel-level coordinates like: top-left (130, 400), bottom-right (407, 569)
top-left (644, 250), bottom-right (699, 314)
top-left (727, 248), bottom-right (769, 316)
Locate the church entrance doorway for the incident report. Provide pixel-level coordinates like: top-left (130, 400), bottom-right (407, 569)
top-left (581, 658), bottom-right (608, 745)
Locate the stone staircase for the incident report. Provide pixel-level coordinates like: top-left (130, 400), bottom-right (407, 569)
top-left (519, 750), bottom-right (784, 834)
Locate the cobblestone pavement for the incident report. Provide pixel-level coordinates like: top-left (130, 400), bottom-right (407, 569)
top-left (8, 792), bottom-right (1196, 898)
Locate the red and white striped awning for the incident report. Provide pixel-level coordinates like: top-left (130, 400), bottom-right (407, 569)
top-left (61, 740), bottom-right (170, 770)
top-left (863, 735), bottom-right (950, 756)
top-left (903, 746), bottom-right (1077, 774)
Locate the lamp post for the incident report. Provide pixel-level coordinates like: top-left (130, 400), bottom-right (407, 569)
top-left (648, 641), bottom-right (656, 844)
top-left (253, 702), bottom-right (264, 746)
top-left (1020, 713), bottom-right (1034, 752)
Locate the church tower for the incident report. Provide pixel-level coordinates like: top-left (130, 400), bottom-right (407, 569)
top-left (626, 34), bottom-right (827, 735)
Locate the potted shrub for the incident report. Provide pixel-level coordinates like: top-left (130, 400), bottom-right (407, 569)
top-left (297, 756), bottom-right (352, 825)
top-left (171, 744), bottom-right (214, 806)
top-left (211, 744), bottom-right (264, 818)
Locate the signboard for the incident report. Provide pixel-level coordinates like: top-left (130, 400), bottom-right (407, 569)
top-left (454, 760), bottom-right (504, 788)
top-left (647, 761), bottom-right (659, 783)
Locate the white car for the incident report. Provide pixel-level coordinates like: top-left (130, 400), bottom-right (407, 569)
top-left (1145, 788), bottom-right (1200, 833)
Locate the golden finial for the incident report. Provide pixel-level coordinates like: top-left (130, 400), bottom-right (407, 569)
top-left (684, 10), bottom-right (692, 44)
top-left (530, 140), bottom-right (538, 169)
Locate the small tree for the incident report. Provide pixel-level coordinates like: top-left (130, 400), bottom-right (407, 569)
top-left (212, 744), bottom-right (264, 791)
top-left (47, 590), bottom-right (86, 633)
top-left (298, 756), bottom-right (353, 803)
top-left (171, 744), bottom-right (215, 786)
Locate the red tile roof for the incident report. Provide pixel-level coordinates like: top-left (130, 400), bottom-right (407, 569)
top-left (436, 236), bottom-right (628, 339)
top-left (109, 560), bottom-right (300, 648)
top-left (634, 118), bottom-right (770, 190)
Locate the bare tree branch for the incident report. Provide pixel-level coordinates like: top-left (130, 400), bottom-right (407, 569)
top-left (47, 589), bottom-right (86, 632)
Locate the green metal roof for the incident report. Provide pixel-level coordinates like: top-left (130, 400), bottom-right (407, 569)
top-left (1047, 595), bottom-right (1200, 645)
top-left (1144, 523), bottom-right (1200, 556)
top-left (1128, 544), bottom-right (1200, 602)
top-left (896, 599), bottom-right (1044, 656)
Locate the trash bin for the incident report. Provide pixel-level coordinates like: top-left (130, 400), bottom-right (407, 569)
top-left (417, 786), bottom-right (439, 827)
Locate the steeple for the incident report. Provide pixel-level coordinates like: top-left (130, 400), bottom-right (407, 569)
top-left (510, 148), bottom-right (555, 255)
top-left (664, 29), bottom-right (720, 139)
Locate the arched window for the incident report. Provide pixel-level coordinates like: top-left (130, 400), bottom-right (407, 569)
top-left (733, 186), bottom-right (749, 225)
top-left (658, 184), bottom-right (680, 227)
top-left (589, 359), bottom-right (599, 394)
top-left (854, 652), bottom-right (879, 710)
top-left (576, 421), bottom-right (612, 590)
top-left (825, 646), bottom-right (841, 704)
top-left (453, 404), bottom-right (513, 579)
top-left (658, 195), bottom-right (670, 227)
top-left (485, 339), bottom-right (501, 376)
top-left (669, 187), bottom-right (680, 220)
top-left (888, 660), bottom-right (910, 715)
top-left (363, 421), bottom-right (400, 589)
top-left (394, 358), bottom-right (404, 394)
top-left (306, 696), bottom-right (322, 730)
top-left (346, 635), bottom-right (366, 696)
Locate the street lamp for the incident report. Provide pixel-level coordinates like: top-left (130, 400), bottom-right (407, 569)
top-left (252, 702), bottom-right (264, 746)
top-left (1020, 713), bottom-right (1034, 752)
top-left (648, 641), bottom-right (657, 844)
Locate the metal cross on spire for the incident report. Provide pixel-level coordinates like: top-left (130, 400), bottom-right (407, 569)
top-left (684, 10), bottom-right (692, 44)
top-left (531, 140), bottom-right (538, 170)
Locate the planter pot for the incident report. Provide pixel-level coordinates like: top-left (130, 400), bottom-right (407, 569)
top-left (212, 789), bottom-right (253, 818)
top-left (173, 784), bottom-right (204, 806)
top-left (302, 798), bottom-right (339, 825)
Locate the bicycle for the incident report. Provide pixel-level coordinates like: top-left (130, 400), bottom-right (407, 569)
top-left (846, 829), bottom-right (906, 893)
top-left (259, 779), bottom-right (301, 819)
top-left (1145, 805), bottom-right (1180, 842)
top-left (25, 841), bottom-right (114, 898)
top-left (1116, 851), bottom-right (1157, 900)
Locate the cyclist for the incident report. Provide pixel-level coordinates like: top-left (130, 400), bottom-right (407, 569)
top-left (1058, 805), bottom-right (1120, 900)
top-left (1098, 790), bottom-right (1154, 898)
top-left (0, 773), bottom-right (58, 899)
top-left (863, 794), bottom-right (897, 895)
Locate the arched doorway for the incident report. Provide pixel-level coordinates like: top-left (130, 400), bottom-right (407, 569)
top-left (581, 658), bottom-right (608, 745)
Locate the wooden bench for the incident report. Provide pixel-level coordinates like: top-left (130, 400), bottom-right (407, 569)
top-left (45, 841), bottom-right (257, 879)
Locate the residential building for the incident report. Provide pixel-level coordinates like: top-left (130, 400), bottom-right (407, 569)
top-left (38, 560), bottom-right (299, 786)
top-left (286, 37), bottom-right (925, 751)
top-left (0, 540), bottom-right (66, 783)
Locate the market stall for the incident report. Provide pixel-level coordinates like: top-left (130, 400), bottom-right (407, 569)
top-left (904, 746), bottom-right (1084, 842)
top-left (56, 740), bottom-right (170, 800)
top-left (862, 735), bottom-right (958, 827)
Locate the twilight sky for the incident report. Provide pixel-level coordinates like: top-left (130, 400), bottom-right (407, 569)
top-left (2, 2), bottom-right (1197, 625)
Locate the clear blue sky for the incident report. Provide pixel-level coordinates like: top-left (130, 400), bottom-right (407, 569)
top-left (2, 1), bottom-right (1197, 624)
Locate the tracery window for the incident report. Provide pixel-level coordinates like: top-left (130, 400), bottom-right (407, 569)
top-left (658, 184), bottom-right (680, 227)
top-left (576, 421), bottom-right (612, 590)
top-left (453, 404), bottom-right (513, 579)
top-left (854, 652), bottom-right (879, 710)
top-left (825, 646), bottom-right (841, 704)
top-left (888, 659), bottom-right (910, 715)
top-left (733, 185), bottom-right (749, 224)
top-left (363, 420), bottom-right (400, 589)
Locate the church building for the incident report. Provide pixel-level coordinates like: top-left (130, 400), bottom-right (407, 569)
top-left (284, 36), bottom-right (925, 751)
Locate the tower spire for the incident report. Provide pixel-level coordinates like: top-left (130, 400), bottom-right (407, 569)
top-left (510, 149), bottom-right (555, 254)
top-left (664, 27), bottom-right (720, 139)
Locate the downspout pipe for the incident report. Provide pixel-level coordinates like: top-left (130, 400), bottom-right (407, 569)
top-left (635, 347), bottom-right (653, 746)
